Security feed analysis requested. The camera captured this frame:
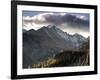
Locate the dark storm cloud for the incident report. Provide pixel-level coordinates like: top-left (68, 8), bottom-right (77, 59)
top-left (23, 12), bottom-right (89, 30)
top-left (23, 12), bottom-right (90, 31)
top-left (43, 13), bottom-right (89, 27)
top-left (23, 12), bottom-right (90, 37)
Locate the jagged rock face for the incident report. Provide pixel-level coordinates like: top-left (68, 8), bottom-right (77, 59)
top-left (23, 25), bottom-right (88, 68)
top-left (54, 50), bottom-right (89, 67)
top-left (31, 51), bottom-right (89, 68)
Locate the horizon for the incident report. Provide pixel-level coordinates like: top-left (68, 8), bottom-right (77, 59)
top-left (23, 25), bottom-right (89, 38)
top-left (23, 11), bottom-right (90, 38)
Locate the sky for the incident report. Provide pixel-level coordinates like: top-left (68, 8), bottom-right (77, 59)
top-left (22, 11), bottom-right (90, 38)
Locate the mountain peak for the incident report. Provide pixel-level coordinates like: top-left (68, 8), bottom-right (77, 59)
top-left (26, 29), bottom-right (36, 34)
top-left (73, 33), bottom-right (82, 37)
top-left (30, 29), bottom-right (35, 31)
top-left (37, 25), bottom-right (60, 32)
top-left (47, 25), bottom-right (57, 29)
top-left (47, 25), bottom-right (62, 32)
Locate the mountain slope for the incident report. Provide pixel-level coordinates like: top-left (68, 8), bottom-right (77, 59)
top-left (32, 41), bottom-right (89, 68)
top-left (23, 25), bottom-right (88, 68)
